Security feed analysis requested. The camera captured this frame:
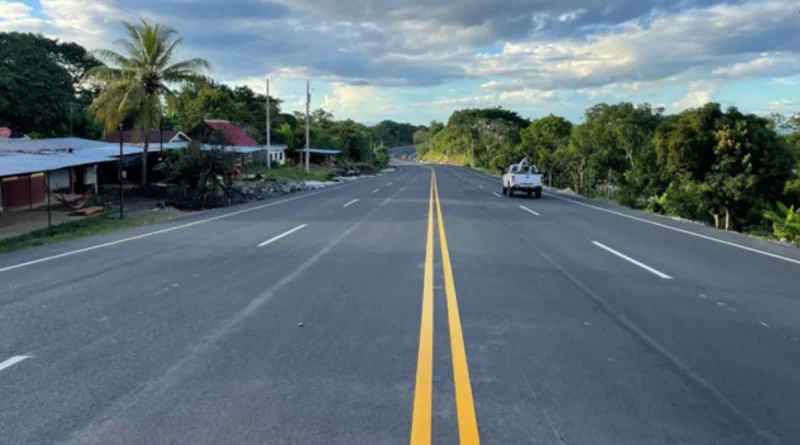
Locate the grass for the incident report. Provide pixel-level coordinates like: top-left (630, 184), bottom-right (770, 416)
top-left (244, 165), bottom-right (334, 182)
top-left (0, 214), bottom-right (170, 254)
top-left (472, 166), bottom-right (502, 178)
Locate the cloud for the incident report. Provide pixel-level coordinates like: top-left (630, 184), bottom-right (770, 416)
top-left (774, 78), bottom-right (798, 86)
top-left (768, 99), bottom-right (798, 110)
top-left (429, 95), bottom-right (497, 107)
top-left (319, 82), bottom-right (400, 119)
top-left (0, 0), bottom-right (31, 20)
top-left (671, 81), bottom-right (718, 111)
top-left (4, 0), bottom-right (797, 123)
top-left (498, 89), bottom-right (557, 104)
top-left (466, 0), bottom-right (800, 91)
top-left (712, 55), bottom-right (800, 79)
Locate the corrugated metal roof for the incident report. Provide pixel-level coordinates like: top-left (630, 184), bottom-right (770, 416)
top-left (0, 138), bottom-right (141, 177)
top-left (0, 137), bottom-right (117, 153)
top-left (135, 142), bottom-right (287, 154)
top-left (0, 137), bottom-right (290, 177)
top-left (298, 148), bottom-right (341, 155)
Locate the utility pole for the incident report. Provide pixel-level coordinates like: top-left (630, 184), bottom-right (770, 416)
top-left (305, 80), bottom-right (310, 172)
top-left (606, 168), bottom-right (611, 203)
top-left (469, 127), bottom-right (477, 169)
top-left (266, 77), bottom-right (271, 169)
top-left (46, 171), bottom-right (52, 228)
top-left (118, 123), bottom-right (124, 219)
top-left (69, 102), bottom-right (74, 136)
top-left (160, 115), bottom-right (164, 152)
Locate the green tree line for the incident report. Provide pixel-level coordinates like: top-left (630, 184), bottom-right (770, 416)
top-left (416, 104), bottom-right (800, 240)
top-left (1, 29), bottom-right (418, 167)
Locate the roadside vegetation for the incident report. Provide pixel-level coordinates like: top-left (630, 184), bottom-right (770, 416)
top-left (0, 214), bottom-right (169, 254)
top-left (1, 21), bottom-right (407, 249)
top-left (415, 105), bottom-right (800, 246)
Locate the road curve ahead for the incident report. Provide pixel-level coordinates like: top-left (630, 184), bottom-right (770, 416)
top-left (1, 163), bottom-right (798, 445)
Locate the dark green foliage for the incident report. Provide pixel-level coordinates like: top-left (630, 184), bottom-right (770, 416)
top-left (417, 102), bottom-right (799, 239)
top-left (154, 141), bottom-right (233, 209)
top-left (0, 32), bottom-right (75, 133)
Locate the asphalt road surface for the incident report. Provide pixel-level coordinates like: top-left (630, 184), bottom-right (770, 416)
top-left (1, 159), bottom-right (799, 445)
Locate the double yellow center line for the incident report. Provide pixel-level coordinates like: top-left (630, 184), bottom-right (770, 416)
top-left (410, 172), bottom-right (481, 445)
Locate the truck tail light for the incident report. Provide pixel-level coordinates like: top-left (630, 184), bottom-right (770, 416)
top-left (511, 174), bottom-right (515, 181)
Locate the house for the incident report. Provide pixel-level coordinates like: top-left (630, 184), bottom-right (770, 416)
top-left (105, 130), bottom-right (191, 144)
top-left (188, 119), bottom-right (257, 147)
top-left (189, 119), bottom-right (287, 166)
top-left (0, 138), bottom-right (138, 213)
top-left (295, 148), bottom-right (341, 166)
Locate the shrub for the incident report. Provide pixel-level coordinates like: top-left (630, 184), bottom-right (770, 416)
top-left (763, 202), bottom-right (800, 244)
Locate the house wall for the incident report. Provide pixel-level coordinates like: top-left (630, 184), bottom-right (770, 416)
top-left (1, 173), bottom-right (46, 210)
top-left (49, 169), bottom-right (70, 190)
top-left (254, 150), bottom-right (286, 166)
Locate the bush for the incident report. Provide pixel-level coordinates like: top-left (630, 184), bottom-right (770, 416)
top-left (764, 202), bottom-right (800, 244)
top-left (661, 180), bottom-right (706, 221)
top-left (373, 145), bottom-right (390, 168)
top-left (153, 142), bottom-right (233, 209)
top-left (353, 162), bottom-right (380, 175)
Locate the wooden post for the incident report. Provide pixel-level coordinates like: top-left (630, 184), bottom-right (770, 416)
top-left (119, 124), bottom-right (124, 219)
top-left (47, 171), bottom-right (52, 228)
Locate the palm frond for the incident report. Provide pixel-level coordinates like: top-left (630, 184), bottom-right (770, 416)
top-left (84, 65), bottom-right (123, 81)
top-left (91, 48), bottom-right (131, 67)
top-left (155, 36), bottom-right (183, 71)
top-left (113, 38), bottom-right (147, 66)
top-left (162, 58), bottom-right (211, 79)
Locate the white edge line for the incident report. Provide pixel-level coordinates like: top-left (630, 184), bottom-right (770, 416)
top-left (372, 188), bottom-right (380, 193)
top-left (0, 355), bottom-right (31, 372)
top-left (387, 182), bottom-right (393, 186)
top-left (492, 192), bottom-right (503, 198)
top-left (0, 183), bottom-right (358, 274)
top-left (519, 205), bottom-right (540, 216)
top-left (592, 241), bottom-right (673, 279)
top-left (549, 193), bottom-right (800, 266)
top-left (258, 224), bottom-right (308, 247)
top-left (478, 185), bottom-right (484, 189)
top-left (343, 199), bottom-right (358, 208)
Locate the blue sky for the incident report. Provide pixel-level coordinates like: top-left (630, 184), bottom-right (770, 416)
top-left (1, 0), bottom-right (799, 125)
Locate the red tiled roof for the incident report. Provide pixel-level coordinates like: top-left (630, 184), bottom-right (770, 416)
top-left (204, 120), bottom-right (257, 146)
top-left (105, 130), bottom-right (188, 144)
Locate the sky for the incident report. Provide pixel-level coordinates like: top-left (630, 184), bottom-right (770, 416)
top-left (1, 0), bottom-right (799, 125)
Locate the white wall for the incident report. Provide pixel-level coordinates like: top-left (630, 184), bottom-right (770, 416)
top-left (48, 169), bottom-right (70, 190)
top-left (84, 165), bottom-right (97, 185)
top-left (269, 151), bottom-right (286, 166)
top-left (46, 165), bottom-right (97, 191)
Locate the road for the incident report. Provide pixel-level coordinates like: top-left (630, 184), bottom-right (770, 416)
top-left (1, 157), bottom-right (799, 445)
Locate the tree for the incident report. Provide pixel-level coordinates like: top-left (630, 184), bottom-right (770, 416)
top-left (373, 145), bottom-right (390, 168)
top-left (22, 34), bottom-right (102, 94)
top-left (86, 20), bottom-right (210, 184)
top-left (372, 120), bottom-right (425, 147)
top-left (0, 32), bottom-right (74, 133)
top-left (154, 141), bottom-right (232, 209)
top-left (653, 105), bottom-right (793, 229)
top-left (168, 80), bottom-right (238, 132)
top-left (519, 115), bottom-right (572, 182)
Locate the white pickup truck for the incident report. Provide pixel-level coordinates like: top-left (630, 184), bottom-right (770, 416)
top-left (502, 159), bottom-right (542, 198)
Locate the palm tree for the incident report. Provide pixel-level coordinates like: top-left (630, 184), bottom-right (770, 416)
top-left (85, 20), bottom-right (210, 184)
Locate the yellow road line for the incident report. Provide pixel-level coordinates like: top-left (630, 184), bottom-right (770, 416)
top-left (409, 172), bottom-right (436, 445)
top-left (433, 173), bottom-right (481, 445)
